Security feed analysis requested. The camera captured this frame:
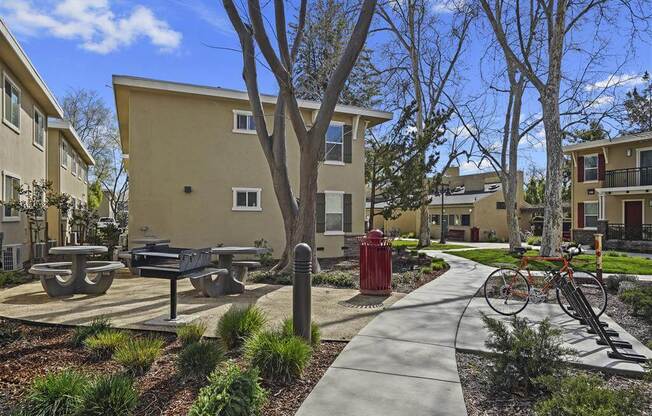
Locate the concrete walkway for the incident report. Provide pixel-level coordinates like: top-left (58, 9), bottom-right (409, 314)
top-left (296, 252), bottom-right (493, 416)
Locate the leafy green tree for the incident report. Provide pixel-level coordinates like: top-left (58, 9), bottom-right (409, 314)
top-left (568, 120), bottom-right (609, 143)
top-left (87, 181), bottom-right (103, 210)
top-left (623, 71), bottom-right (652, 133)
top-left (525, 176), bottom-right (545, 205)
top-left (292, 0), bottom-right (380, 107)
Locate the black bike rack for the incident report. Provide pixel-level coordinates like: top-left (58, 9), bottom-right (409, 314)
top-left (557, 277), bottom-right (646, 363)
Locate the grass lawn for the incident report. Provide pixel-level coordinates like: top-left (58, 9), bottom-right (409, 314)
top-left (391, 239), bottom-right (472, 250)
top-left (444, 248), bottom-right (652, 275)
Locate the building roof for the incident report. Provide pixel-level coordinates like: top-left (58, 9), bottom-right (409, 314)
top-left (366, 191), bottom-right (495, 210)
top-left (562, 131), bottom-right (652, 153)
top-left (48, 119), bottom-right (95, 165)
top-left (113, 75), bottom-right (394, 154)
top-left (0, 18), bottom-right (63, 117)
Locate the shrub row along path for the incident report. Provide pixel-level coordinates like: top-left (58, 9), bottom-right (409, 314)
top-left (296, 252), bottom-right (494, 416)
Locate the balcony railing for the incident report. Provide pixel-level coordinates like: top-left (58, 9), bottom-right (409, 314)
top-left (606, 223), bottom-right (652, 241)
top-left (605, 166), bottom-right (652, 188)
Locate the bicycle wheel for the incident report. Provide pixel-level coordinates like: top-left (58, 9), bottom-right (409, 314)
top-left (483, 268), bottom-right (530, 316)
top-left (556, 271), bottom-right (607, 319)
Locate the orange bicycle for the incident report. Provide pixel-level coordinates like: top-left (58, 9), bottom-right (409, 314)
top-left (483, 246), bottom-right (607, 317)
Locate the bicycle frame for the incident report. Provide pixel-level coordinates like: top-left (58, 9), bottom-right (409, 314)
top-left (509, 255), bottom-right (574, 298)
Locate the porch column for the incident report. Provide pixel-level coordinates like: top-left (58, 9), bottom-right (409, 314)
top-left (598, 192), bottom-right (606, 220)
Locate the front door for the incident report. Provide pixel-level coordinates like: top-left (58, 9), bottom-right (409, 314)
top-left (624, 201), bottom-right (643, 240)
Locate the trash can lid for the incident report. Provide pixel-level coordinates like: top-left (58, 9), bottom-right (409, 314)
top-left (367, 229), bottom-right (384, 239)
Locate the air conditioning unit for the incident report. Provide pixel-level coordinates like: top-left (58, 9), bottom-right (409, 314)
top-left (33, 242), bottom-right (47, 259)
top-left (2, 244), bottom-right (23, 271)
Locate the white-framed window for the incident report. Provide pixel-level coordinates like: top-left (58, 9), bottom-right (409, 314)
top-left (61, 140), bottom-right (68, 169)
top-left (232, 187), bottom-right (262, 211)
top-left (3, 72), bottom-right (21, 132)
top-left (584, 154), bottom-right (598, 181)
top-left (325, 123), bottom-right (344, 163)
top-left (33, 107), bottom-right (45, 150)
top-left (71, 152), bottom-right (78, 176)
top-left (325, 191), bottom-right (344, 234)
top-left (584, 201), bottom-right (598, 229)
top-left (233, 110), bottom-right (256, 134)
top-left (2, 173), bottom-right (20, 221)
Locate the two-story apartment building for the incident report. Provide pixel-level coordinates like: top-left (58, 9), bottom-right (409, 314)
top-left (0, 18), bottom-right (64, 270)
top-left (46, 119), bottom-right (95, 245)
top-left (113, 76), bottom-right (392, 258)
top-left (563, 131), bottom-right (652, 251)
top-left (368, 167), bottom-right (531, 242)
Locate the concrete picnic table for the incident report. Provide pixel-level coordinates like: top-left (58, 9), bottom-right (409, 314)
top-left (202, 246), bottom-right (271, 296)
top-left (29, 245), bottom-right (124, 297)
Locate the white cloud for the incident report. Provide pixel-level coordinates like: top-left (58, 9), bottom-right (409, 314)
top-left (459, 159), bottom-right (493, 175)
top-left (174, 0), bottom-right (232, 35)
top-left (584, 73), bottom-right (645, 92)
top-left (0, 0), bottom-right (182, 54)
top-left (587, 95), bottom-right (614, 109)
top-left (431, 0), bottom-right (466, 13)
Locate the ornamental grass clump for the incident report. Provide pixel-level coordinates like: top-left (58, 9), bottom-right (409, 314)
top-left (72, 316), bottom-right (112, 347)
top-left (77, 374), bottom-right (139, 416)
top-left (177, 322), bottom-right (207, 347)
top-left (281, 318), bottom-right (321, 348)
top-left (482, 314), bottom-right (575, 394)
top-left (188, 363), bottom-right (266, 416)
top-left (84, 329), bottom-right (130, 359)
top-left (244, 330), bottom-right (312, 384)
top-left (177, 341), bottom-right (225, 379)
top-left (217, 305), bottom-right (266, 350)
top-left (20, 369), bottom-right (88, 416)
top-left (534, 374), bottom-right (643, 416)
top-left (619, 286), bottom-right (652, 320)
top-left (113, 337), bottom-right (165, 375)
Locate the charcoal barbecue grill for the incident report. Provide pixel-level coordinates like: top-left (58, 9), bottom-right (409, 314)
top-left (131, 245), bottom-right (227, 321)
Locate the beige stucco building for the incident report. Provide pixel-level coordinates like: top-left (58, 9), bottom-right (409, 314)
top-left (0, 18), bottom-right (64, 270)
top-left (563, 131), bottom-right (652, 251)
top-left (46, 119), bottom-right (94, 245)
top-left (113, 76), bottom-right (392, 258)
top-left (368, 167), bottom-right (531, 242)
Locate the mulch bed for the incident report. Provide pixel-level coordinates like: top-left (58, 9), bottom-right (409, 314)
top-left (457, 351), bottom-right (652, 416)
top-left (0, 318), bottom-right (345, 415)
top-left (600, 289), bottom-right (652, 345)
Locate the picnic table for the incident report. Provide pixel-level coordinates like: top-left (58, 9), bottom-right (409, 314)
top-left (208, 246), bottom-right (270, 295)
top-left (29, 245), bottom-right (124, 297)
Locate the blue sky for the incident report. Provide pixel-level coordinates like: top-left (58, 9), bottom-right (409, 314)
top-left (2, 0), bottom-right (650, 176)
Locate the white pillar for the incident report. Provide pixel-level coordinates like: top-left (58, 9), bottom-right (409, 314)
top-left (598, 193), bottom-right (606, 220)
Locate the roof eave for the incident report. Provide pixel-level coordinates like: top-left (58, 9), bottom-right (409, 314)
top-left (48, 118), bottom-right (95, 165)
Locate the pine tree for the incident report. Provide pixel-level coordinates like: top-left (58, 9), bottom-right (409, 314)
top-left (623, 71), bottom-right (652, 133)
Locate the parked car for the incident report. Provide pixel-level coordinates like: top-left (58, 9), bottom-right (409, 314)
top-left (97, 217), bottom-right (119, 230)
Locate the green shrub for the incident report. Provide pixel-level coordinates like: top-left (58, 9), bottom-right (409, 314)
top-left (77, 374), bottom-right (138, 416)
top-left (420, 266), bottom-right (433, 274)
top-left (244, 330), bottom-right (311, 384)
top-left (281, 318), bottom-right (321, 348)
top-left (312, 271), bottom-right (356, 288)
top-left (430, 258), bottom-right (447, 271)
top-left (188, 363), bottom-right (266, 416)
top-left (482, 315), bottom-right (574, 394)
top-left (535, 374), bottom-right (642, 416)
top-left (619, 286), bottom-right (652, 320)
top-left (0, 271), bottom-right (30, 287)
top-left (84, 330), bottom-right (130, 358)
top-left (604, 274), bottom-right (638, 292)
top-left (177, 322), bottom-right (207, 347)
top-left (72, 317), bottom-right (112, 347)
top-left (177, 341), bottom-right (225, 379)
top-left (20, 369), bottom-right (88, 416)
top-left (113, 337), bottom-right (165, 375)
top-left (217, 305), bottom-right (267, 350)
top-left (254, 238), bottom-right (275, 266)
top-left (526, 236), bottom-right (542, 246)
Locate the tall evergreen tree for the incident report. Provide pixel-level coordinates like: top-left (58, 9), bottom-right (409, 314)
top-left (292, 0), bottom-right (380, 107)
top-left (623, 71), bottom-right (652, 133)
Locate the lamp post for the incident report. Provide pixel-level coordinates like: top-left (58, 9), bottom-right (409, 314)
top-left (433, 183), bottom-right (451, 244)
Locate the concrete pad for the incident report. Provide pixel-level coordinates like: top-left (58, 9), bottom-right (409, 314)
top-left (457, 297), bottom-right (652, 376)
top-left (0, 271), bottom-right (405, 341)
top-left (331, 335), bottom-right (460, 382)
top-left (295, 367), bottom-right (467, 416)
top-left (142, 314), bottom-right (199, 327)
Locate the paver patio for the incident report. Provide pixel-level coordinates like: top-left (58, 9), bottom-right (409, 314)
top-left (0, 270), bottom-right (405, 340)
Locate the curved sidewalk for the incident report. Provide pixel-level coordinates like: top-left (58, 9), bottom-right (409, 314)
top-left (296, 252), bottom-right (494, 416)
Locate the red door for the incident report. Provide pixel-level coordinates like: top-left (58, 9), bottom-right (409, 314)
top-left (624, 201), bottom-right (643, 240)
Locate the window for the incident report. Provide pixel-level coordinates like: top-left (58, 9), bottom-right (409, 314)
top-left (233, 110), bottom-right (255, 133)
top-left (77, 157), bottom-right (82, 178)
top-left (232, 187), bottom-right (261, 211)
top-left (33, 107), bottom-right (45, 149)
top-left (61, 140), bottom-right (68, 169)
top-left (496, 201), bottom-right (506, 209)
top-left (584, 155), bottom-right (598, 181)
top-left (325, 192), bottom-right (344, 233)
top-left (584, 202), bottom-right (598, 228)
top-left (71, 152), bottom-right (78, 176)
top-left (3, 73), bottom-right (20, 131)
top-left (431, 214), bottom-right (440, 225)
top-left (461, 214), bottom-right (471, 226)
top-left (3, 174), bottom-right (20, 221)
top-left (325, 123), bottom-right (343, 163)
top-left (449, 214), bottom-right (460, 226)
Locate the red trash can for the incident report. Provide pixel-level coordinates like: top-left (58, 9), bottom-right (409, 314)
top-left (358, 230), bottom-right (392, 295)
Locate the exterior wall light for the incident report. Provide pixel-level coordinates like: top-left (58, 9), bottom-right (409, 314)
top-left (184, 186), bottom-right (192, 193)
top-left (626, 149), bottom-right (632, 157)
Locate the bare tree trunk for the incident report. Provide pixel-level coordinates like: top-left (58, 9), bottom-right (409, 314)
top-left (540, 94), bottom-right (564, 255)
